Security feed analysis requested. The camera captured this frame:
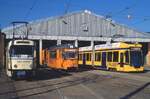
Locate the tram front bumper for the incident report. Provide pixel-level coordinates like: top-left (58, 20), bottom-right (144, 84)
top-left (8, 60), bottom-right (35, 70)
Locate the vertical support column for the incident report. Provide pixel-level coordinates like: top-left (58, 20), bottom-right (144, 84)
top-left (57, 39), bottom-right (61, 45)
top-left (0, 33), bottom-right (2, 67)
top-left (39, 39), bottom-right (43, 66)
top-left (91, 41), bottom-right (95, 67)
top-left (146, 42), bottom-right (150, 65)
top-left (0, 33), bottom-right (5, 68)
top-left (75, 39), bottom-right (78, 47)
top-left (2, 34), bottom-right (5, 68)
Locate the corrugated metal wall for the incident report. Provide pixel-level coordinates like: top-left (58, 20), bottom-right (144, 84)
top-left (2, 10), bottom-right (150, 39)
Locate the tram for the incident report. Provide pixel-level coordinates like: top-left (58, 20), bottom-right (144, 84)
top-left (78, 42), bottom-right (144, 72)
top-left (5, 21), bottom-right (36, 78)
top-left (41, 44), bottom-right (78, 70)
top-left (6, 40), bottom-right (36, 78)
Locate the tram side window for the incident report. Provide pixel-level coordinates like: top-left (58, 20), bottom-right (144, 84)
top-left (107, 52), bottom-right (112, 62)
top-left (89, 53), bottom-right (91, 61)
top-left (125, 51), bottom-right (129, 63)
top-left (86, 53), bottom-right (88, 61)
top-left (50, 51), bottom-right (57, 59)
top-left (86, 53), bottom-right (90, 61)
top-left (95, 52), bottom-right (101, 61)
top-left (113, 52), bottom-right (118, 62)
top-left (81, 54), bottom-right (83, 60)
top-left (79, 54), bottom-right (82, 60)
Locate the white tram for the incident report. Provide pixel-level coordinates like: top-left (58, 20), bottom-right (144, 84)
top-left (6, 39), bottom-right (36, 78)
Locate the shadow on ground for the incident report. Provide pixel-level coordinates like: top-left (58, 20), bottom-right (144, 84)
top-left (26, 68), bottom-right (72, 81)
top-left (120, 82), bottom-right (150, 99)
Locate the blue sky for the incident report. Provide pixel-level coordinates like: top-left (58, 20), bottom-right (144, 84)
top-left (0, 0), bottom-right (150, 32)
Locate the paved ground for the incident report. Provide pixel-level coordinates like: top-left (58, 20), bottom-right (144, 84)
top-left (0, 67), bottom-right (150, 99)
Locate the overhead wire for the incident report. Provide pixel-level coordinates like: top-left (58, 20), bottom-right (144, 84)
top-left (105, 0), bottom-right (139, 19)
top-left (131, 18), bottom-right (150, 25)
top-left (105, 1), bottom-right (150, 26)
top-left (24, 0), bottom-right (39, 19)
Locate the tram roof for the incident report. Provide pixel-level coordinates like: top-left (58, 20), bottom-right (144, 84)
top-left (8, 39), bottom-right (34, 46)
top-left (79, 42), bottom-right (142, 51)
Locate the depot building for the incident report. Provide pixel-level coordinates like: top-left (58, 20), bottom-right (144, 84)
top-left (2, 10), bottom-right (150, 65)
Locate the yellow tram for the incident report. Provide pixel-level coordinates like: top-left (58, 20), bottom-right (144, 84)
top-left (78, 42), bottom-right (144, 72)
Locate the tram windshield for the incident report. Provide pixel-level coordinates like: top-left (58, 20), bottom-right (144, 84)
top-left (130, 50), bottom-right (143, 67)
top-left (10, 45), bottom-right (34, 57)
top-left (63, 51), bottom-right (77, 59)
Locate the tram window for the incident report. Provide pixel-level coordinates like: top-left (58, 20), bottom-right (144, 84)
top-left (86, 53), bottom-right (88, 61)
top-left (79, 54), bottom-right (82, 60)
top-left (89, 53), bottom-right (91, 61)
top-left (79, 54), bottom-right (81, 60)
top-left (95, 52), bottom-right (101, 61)
top-left (107, 52), bottom-right (112, 62)
top-left (113, 52), bottom-right (118, 62)
top-left (98, 52), bottom-right (101, 61)
top-left (50, 51), bottom-right (56, 59)
top-left (120, 53), bottom-right (124, 67)
top-left (125, 51), bottom-right (129, 63)
top-left (86, 53), bottom-right (91, 61)
top-left (63, 51), bottom-right (77, 59)
top-left (95, 53), bottom-right (97, 61)
top-left (10, 45), bottom-right (34, 56)
top-left (81, 54), bottom-right (83, 60)
top-left (95, 53), bottom-right (98, 61)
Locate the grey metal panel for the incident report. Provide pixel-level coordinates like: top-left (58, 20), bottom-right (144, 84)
top-left (4, 34), bottom-right (150, 42)
top-left (2, 10), bottom-right (150, 41)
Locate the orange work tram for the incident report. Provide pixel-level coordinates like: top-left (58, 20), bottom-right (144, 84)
top-left (41, 44), bottom-right (78, 70)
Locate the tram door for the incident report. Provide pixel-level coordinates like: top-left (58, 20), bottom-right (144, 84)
top-left (101, 52), bottom-right (106, 68)
top-left (83, 53), bottom-right (86, 65)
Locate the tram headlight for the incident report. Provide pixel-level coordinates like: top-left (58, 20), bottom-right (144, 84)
top-left (14, 64), bottom-right (18, 68)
